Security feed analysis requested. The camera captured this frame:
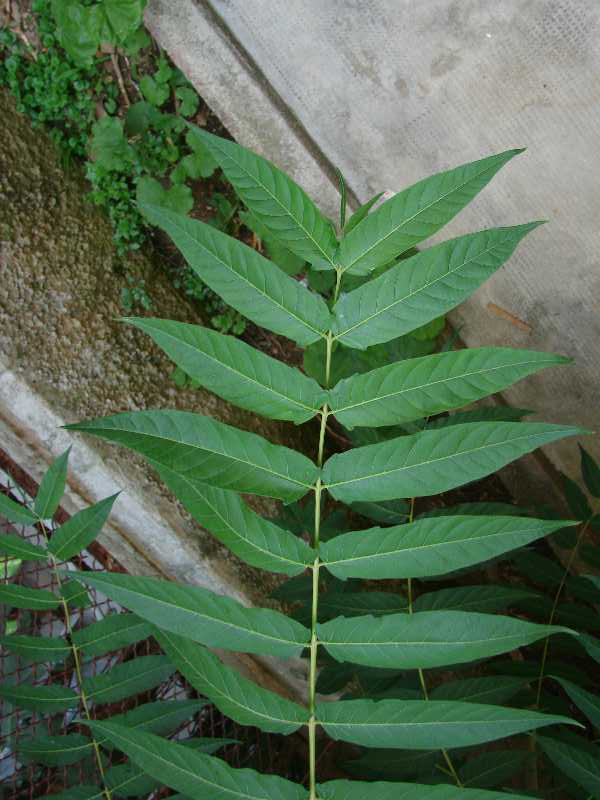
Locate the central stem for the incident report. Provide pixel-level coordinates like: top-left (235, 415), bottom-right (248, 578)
top-left (308, 324), bottom-right (334, 800)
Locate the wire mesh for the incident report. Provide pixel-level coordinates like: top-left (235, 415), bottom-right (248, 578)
top-left (0, 448), bottom-right (302, 798)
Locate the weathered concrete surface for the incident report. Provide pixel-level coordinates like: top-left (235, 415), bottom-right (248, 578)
top-left (0, 90), bottom-right (309, 694)
top-left (147, 0), bottom-right (600, 484)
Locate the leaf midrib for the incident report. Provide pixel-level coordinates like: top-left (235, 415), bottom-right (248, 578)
top-left (333, 231), bottom-right (516, 341)
top-left (84, 660), bottom-right (171, 701)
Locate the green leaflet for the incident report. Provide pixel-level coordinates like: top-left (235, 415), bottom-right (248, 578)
top-left (126, 317), bottom-right (326, 424)
top-left (351, 499), bottom-right (409, 525)
top-left (580, 444), bottom-right (600, 498)
top-left (318, 610), bottom-right (571, 669)
top-left (538, 732), bottom-right (600, 797)
top-left (86, 721), bottom-right (307, 800)
top-left (414, 585), bottom-right (540, 613)
top-left (0, 493), bottom-right (37, 525)
top-left (329, 347), bottom-right (568, 428)
top-left (552, 676), bottom-right (600, 728)
top-left (459, 751), bottom-right (531, 789)
top-left (154, 465), bottom-right (314, 576)
top-left (321, 515), bottom-right (572, 580)
top-left (318, 778), bottom-right (536, 800)
top-left (0, 683), bottom-right (79, 712)
top-left (71, 612), bottom-right (151, 657)
top-left (38, 789), bottom-right (102, 800)
top-left (73, 571), bottom-right (310, 659)
top-left (343, 191), bottom-right (384, 236)
top-left (0, 633), bottom-right (71, 662)
top-left (81, 655), bottom-right (175, 704)
top-left (34, 447), bottom-right (70, 519)
top-left (336, 149), bottom-right (522, 276)
top-left (316, 592), bottom-right (407, 620)
top-left (323, 422), bottom-right (582, 503)
top-left (317, 698), bottom-right (573, 749)
top-left (188, 126), bottom-right (338, 266)
top-left (0, 532), bottom-right (47, 560)
top-left (48, 493), bottom-right (119, 561)
top-left (155, 629), bottom-right (308, 734)
top-left (332, 224), bottom-right (539, 349)
top-left (67, 409), bottom-right (318, 503)
top-left (581, 633), bottom-right (600, 664)
top-left (103, 700), bottom-right (206, 741)
top-left (17, 733), bottom-right (91, 766)
top-left (139, 204), bottom-right (331, 345)
top-left (0, 584), bottom-right (59, 610)
top-left (429, 676), bottom-right (527, 705)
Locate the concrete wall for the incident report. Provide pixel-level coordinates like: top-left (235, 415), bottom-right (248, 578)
top-left (147, 0), bottom-right (600, 484)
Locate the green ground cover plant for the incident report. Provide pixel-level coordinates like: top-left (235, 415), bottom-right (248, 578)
top-left (52, 130), bottom-right (598, 798)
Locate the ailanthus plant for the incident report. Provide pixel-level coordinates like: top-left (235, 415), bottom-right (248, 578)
top-left (61, 131), bottom-right (589, 799)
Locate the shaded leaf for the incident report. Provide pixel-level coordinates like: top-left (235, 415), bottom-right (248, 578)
top-left (0, 533), bottom-right (47, 561)
top-left (317, 698), bottom-right (573, 749)
top-left (155, 629), bottom-right (308, 734)
top-left (321, 515), bottom-right (570, 580)
top-left (72, 613), bottom-right (151, 657)
top-left (0, 683), bottom-right (79, 712)
top-left (73, 571), bottom-right (310, 660)
top-left (430, 676), bottom-right (527, 705)
top-left (323, 422), bottom-right (581, 504)
top-left (350, 499), bottom-right (408, 525)
top-left (17, 733), bottom-right (91, 766)
top-left (343, 191), bottom-right (384, 235)
top-left (553, 676), bottom-right (600, 729)
top-left (538, 731), bottom-right (600, 797)
top-left (0, 584), bottom-right (59, 610)
top-left (81, 655), bottom-right (175, 704)
top-left (87, 721), bottom-right (307, 800)
top-left (460, 750), bottom-right (530, 789)
top-left (318, 610), bottom-right (571, 669)
top-left (319, 778), bottom-right (535, 799)
top-left (154, 466), bottom-right (314, 576)
top-left (414, 585), bottom-right (540, 614)
top-left (67, 409), bottom-right (318, 503)
top-left (0, 493), bottom-right (37, 525)
top-left (0, 634), bottom-right (70, 663)
top-left (580, 445), bottom-right (600, 498)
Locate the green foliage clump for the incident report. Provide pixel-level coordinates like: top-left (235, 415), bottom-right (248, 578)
top-left (49, 130), bottom-right (597, 798)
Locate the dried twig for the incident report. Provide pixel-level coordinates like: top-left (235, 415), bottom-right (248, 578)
top-left (111, 53), bottom-right (131, 107)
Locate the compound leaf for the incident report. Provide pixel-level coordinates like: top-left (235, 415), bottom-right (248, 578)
top-left (155, 466), bottom-right (314, 576)
top-left (336, 148), bottom-right (522, 276)
top-left (188, 126), bottom-right (337, 266)
top-left (329, 348), bottom-right (568, 428)
top-left (67, 410), bottom-right (318, 503)
top-left (140, 204), bottom-right (330, 346)
top-left (155, 629), bottom-right (308, 734)
top-left (126, 318), bottom-right (326, 424)
top-left (318, 610), bottom-right (571, 669)
top-left (73, 571), bottom-right (310, 660)
top-left (321, 515), bottom-right (572, 579)
top-left (323, 422), bottom-right (581, 503)
top-left (333, 224), bottom-right (539, 349)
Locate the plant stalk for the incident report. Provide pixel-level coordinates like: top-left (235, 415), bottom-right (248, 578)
top-left (36, 515), bottom-right (112, 800)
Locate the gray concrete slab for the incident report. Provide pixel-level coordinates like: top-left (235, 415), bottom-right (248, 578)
top-left (147, 0), bottom-right (600, 482)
